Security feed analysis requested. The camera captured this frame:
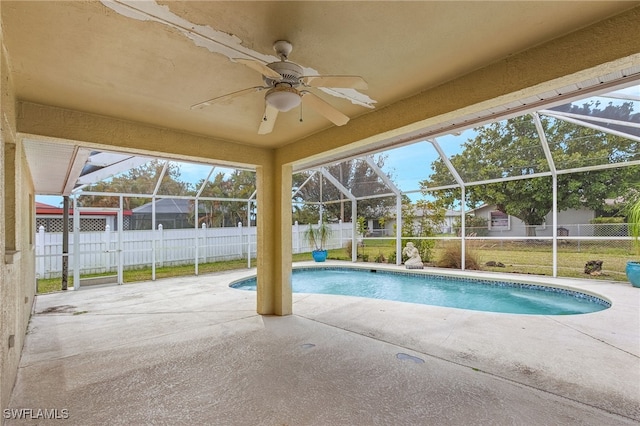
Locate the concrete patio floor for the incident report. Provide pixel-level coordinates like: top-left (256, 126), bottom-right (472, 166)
top-left (7, 262), bottom-right (640, 425)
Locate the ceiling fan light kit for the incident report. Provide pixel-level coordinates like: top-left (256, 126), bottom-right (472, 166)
top-left (265, 86), bottom-right (301, 112)
top-left (192, 40), bottom-right (368, 134)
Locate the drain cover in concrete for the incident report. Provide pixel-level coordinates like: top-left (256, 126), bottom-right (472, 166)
top-left (396, 353), bottom-right (425, 363)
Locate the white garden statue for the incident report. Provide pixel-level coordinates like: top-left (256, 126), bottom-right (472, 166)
top-left (403, 242), bottom-right (424, 269)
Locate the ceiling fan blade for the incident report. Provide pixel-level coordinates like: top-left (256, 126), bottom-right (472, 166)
top-left (301, 75), bottom-right (368, 90)
top-left (234, 58), bottom-right (283, 80)
top-left (302, 92), bottom-right (350, 126)
top-left (258, 104), bottom-right (279, 135)
top-left (190, 86), bottom-right (266, 110)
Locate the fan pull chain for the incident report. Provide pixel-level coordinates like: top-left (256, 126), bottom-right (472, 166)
top-left (299, 102), bottom-right (304, 123)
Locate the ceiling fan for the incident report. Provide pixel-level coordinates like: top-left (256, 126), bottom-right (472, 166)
top-left (191, 40), bottom-right (368, 135)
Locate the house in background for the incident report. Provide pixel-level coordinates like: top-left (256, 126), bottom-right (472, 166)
top-left (38, 198), bottom-right (251, 232)
top-left (376, 204), bottom-right (603, 238)
top-left (131, 198), bottom-right (194, 230)
top-left (368, 208), bottom-right (462, 237)
top-left (36, 202), bottom-right (132, 232)
top-left (132, 198), bottom-right (255, 230)
top-left (469, 205), bottom-right (597, 237)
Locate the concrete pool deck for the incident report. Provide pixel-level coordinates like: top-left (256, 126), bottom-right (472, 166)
top-left (7, 261), bottom-right (640, 425)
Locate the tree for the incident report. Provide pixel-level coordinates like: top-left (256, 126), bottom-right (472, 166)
top-left (454, 214), bottom-right (489, 237)
top-left (400, 197), bottom-right (446, 262)
top-left (292, 156), bottom-right (396, 224)
top-left (80, 160), bottom-right (189, 209)
top-left (423, 102), bottom-right (639, 236)
top-left (192, 170), bottom-right (256, 227)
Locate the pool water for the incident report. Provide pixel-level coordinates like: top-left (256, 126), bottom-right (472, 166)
top-left (231, 268), bottom-right (609, 315)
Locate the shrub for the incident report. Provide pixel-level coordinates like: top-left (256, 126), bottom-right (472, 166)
top-left (453, 214), bottom-right (489, 237)
top-left (344, 240), bottom-right (353, 256)
top-left (401, 199), bottom-right (445, 262)
top-left (436, 241), bottom-right (481, 270)
top-left (412, 239), bottom-right (435, 263)
top-left (304, 222), bottom-right (332, 251)
top-left (387, 251), bottom-right (396, 264)
top-left (590, 216), bottom-right (627, 237)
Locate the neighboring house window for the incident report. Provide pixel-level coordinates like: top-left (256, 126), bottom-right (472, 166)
top-left (489, 211), bottom-right (510, 230)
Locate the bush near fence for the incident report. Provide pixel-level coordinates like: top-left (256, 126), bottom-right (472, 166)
top-left (590, 217), bottom-right (627, 237)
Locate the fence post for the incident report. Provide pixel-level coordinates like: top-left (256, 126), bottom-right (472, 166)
top-left (294, 221), bottom-right (300, 254)
top-left (158, 224), bottom-right (164, 268)
top-left (73, 197), bottom-right (80, 290)
top-left (201, 223), bottom-right (207, 265)
top-left (36, 225), bottom-right (45, 279)
top-left (577, 223), bottom-right (581, 252)
top-left (194, 201), bottom-right (199, 276)
top-left (104, 224), bottom-right (111, 273)
top-left (339, 220), bottom-right (343, 250)
top-left (246, 222), bottom-right (251, 269)
top-left (151, 224), bottom-right (156, 281)
top-left (238, 222), bottom-right (243, 258)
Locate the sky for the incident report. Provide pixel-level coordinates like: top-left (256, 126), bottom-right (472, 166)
top-left (35, 133), bottom-right (467, 207)
top-left (36, 194), bottom-right (65, 207)
top-left (378, 131), bottom-right (474, 194)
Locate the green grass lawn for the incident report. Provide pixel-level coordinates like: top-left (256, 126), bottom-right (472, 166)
top-left (343, 238), bottom-right (631, 281)
top-left (37, 258), bottom-right (255, 294)
top-left (37, 239), bottom-right (632, 294)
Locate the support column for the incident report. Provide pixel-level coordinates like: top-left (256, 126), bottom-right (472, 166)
top-left (552, 174), bottom-right (558, 277)
top-left (73, 197), bottom-right (80, 290)
top-left (256, 158), bottom-right (292, 316)
top-left (351, 200), bottom-right (357, 262)
top-left (395, 194), bottom-right (402, 266)
top-left (461, 187), bottom-right (466, 271)
top-left (194, 199), bottom-right (199, 276)
top-left (151, 196), bottom-right (156, 280)
top-left (117, 196), bottom-right (123, 285)
top-left (247, 199), bottom-right (252, 269)
top-left (61, 196), bottom-right (69, 290)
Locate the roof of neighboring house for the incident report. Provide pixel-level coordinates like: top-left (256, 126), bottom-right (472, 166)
top-left (132, 198), bottom-right (194, 215)
top-left (36, 202), bottom-right (57, 209)
top-left (408, 208), bottom-right (462, 217)
top-left (36, 202), bottom-right (133, 216)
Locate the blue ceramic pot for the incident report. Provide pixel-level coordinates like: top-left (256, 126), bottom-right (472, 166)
top-left (626, 261), bottom-right (640, 288)
top-left (312, 250), bottom-right (328, 262)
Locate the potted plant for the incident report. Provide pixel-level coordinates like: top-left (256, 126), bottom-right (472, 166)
top-left (304, 222), bottom-right (333, 262)
top-left (626, 197), bottom-right (640, 287)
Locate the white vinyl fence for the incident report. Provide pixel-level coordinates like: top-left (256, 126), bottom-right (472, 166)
top-left (36, 221), bottom-right (353, 279)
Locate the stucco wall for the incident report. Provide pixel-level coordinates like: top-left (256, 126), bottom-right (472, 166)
top-left (0, 28), bottom-right (36, 412)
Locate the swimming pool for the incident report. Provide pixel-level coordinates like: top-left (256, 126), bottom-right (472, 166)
top-left (230, 267), bottom-right (610, 315)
